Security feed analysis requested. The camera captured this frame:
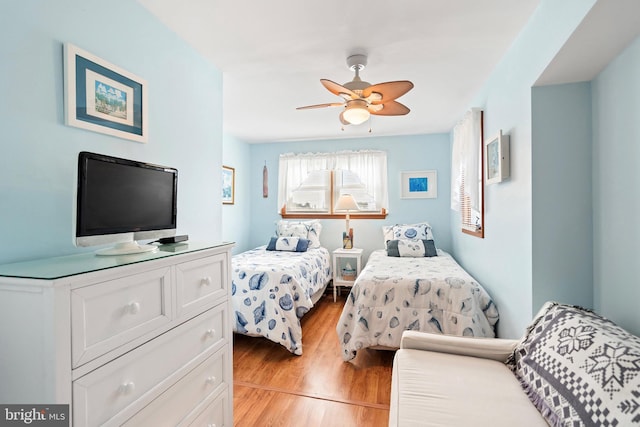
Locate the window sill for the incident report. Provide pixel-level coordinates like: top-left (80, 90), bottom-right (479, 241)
top-left (280, 206), bottom-right (387, 220)
top-left (461, 227), bottom-right (484, 238)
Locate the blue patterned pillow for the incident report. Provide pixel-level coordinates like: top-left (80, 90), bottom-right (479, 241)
top-left (509, 302), bottom-right (640, 426)
top-left (266, 236), bottom-right (309, 252)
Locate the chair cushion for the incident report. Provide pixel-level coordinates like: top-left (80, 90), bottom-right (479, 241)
top-left (389, 348), bottom-right (547, 427)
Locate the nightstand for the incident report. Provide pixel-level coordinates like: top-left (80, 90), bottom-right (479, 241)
top-left (332, 248), bottom-right (363, 302)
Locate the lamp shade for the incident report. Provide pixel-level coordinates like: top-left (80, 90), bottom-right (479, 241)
top-left (335, 194), bottom-right (359, 211)
top-left (342, 105), bottom-right (370, 125)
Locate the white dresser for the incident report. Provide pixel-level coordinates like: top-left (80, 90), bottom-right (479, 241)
top-left (0, 242), bottom-right (234, 427)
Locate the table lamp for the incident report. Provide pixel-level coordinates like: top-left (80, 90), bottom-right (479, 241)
top-left (335, 194), bottom-right (359, 249)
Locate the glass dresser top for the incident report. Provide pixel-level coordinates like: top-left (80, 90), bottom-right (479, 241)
top-left (0, 242), bottom-right (232, 280)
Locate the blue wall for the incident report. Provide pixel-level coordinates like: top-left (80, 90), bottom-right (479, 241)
top-left (531, 82), bottom-right (593, 310)
top-left (248, 134), bottom-right (451, 262)
top-left (0, 1), bottom-right (223, 264)
top-left (222, 134), bottom-right (251, 254)
top-left (451, 0), bottom-right (597, 338)
top-left (592, 36), bottom-right (640, 336)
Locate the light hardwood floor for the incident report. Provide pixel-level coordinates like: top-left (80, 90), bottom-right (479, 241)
top-left (233, 292), bottom-right (395, 427)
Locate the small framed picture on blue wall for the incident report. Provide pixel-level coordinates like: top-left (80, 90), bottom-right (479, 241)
top-left (64, 43), bottom-right (148, 143)
top-left (400, 170), bottom-right (437, 199)
top-left (222, 165), bottom-right (235, 204)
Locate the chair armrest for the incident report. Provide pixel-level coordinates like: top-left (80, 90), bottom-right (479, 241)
top-left (400, 331), bottom-right (519, 363)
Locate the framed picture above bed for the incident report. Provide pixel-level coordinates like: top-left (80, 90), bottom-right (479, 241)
top-left (400, 170), bottom-right (437, 199)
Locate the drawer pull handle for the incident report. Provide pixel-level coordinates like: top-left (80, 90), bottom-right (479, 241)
top-left (200, 276), bottom-right (212, 286)
top-left (207, 424), bottom-right (216, 427)
top-left (205, 329), bottom-right (216, 338)
top-left (118, 382), bottom-right (135, 394)
top-left (205, 376), bottom-right (216, 384)
top-left (126, 302), bottom-right (141, 314)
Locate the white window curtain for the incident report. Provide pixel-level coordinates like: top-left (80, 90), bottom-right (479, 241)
top-left (278, 150), bottom-right (388, 213)
top-left (451, 109), bottom-right (482, 212)
top-left (278, 152), bottom-right (333, 212)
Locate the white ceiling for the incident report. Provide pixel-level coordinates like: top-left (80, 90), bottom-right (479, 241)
top-left (138, 0), bottom-right (544, 143)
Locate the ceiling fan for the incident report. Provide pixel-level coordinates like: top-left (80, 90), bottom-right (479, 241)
top-left (297, 54), bottom-right (414, 126)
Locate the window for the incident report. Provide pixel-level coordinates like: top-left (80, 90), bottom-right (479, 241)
top-left (278, 150), bottom-right (388, 218)
top-left (451, 109), bottom-right (484, 237)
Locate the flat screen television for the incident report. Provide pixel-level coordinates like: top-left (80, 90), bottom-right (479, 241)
top-left (76, 151), bottom-right (178, 256)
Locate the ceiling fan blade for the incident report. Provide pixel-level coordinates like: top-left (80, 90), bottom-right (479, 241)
top-left (363, 81), bottom-right (414, 104)
top-left (296, 102), bottom-right (343, 110)
top-left (321, 79), bottom-right (359, 99)
top-left (369, 100), bottom-right (410, 116)
top-left (339, 111), bottom-right (351, 125)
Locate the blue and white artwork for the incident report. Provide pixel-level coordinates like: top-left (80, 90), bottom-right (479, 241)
top-left (409, 177), bottom-right (428, 193)
top-left (401, 170), bottom-right (437, 199)
top-left (84, 68), bottom-right (136, 128)
top-left (94, 80), bottom-right (128, 119)
top-left (66, 43), bottom-right (146, 142)
top-left (222, 166), bottom-right (234, 204)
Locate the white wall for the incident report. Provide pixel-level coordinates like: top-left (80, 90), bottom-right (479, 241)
top-left (592, 36), bottom-right (640, 336)
top-left (0, 1), bottom-right (224, 264)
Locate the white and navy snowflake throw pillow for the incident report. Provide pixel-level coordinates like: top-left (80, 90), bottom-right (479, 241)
top-left (508, 302), bottom-right (640, 426)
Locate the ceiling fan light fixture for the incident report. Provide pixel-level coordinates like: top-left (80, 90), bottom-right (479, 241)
top-left (343, 100), bottom-right (370, 125)
top-left (296, 54), bottom-right (413, 126)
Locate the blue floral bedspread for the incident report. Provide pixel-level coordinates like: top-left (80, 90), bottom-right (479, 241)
top-left (336, 249), bottom-right (499, 360)
top-left (232, 246), bottom-right (332, 355)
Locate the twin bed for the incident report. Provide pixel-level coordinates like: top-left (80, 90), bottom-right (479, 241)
top-left (336, 248), bottom-right (499, 360)
top-left (232, 220), bottom-right (499, 359)
top-left (231, 221), bottom-right (332, 355)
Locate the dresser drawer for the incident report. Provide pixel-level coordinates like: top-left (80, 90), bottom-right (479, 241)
top-left (73, 304), bottom-right (229, 426)
top-left (176, 253), bottom-right (227, 318)
top-left (122, 347), bottom-right (229, 427)
top-left (187, 390), bottom-right (229, 427)
top-left (71, 267), bottom-right (172, 367)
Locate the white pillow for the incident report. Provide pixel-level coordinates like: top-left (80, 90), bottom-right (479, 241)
top-left (382, 222), bottom-right (434, 246)
top-left (276, 220), bottom-right (322, 248)
top-left (382, 225), bottom-right (395, 246)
